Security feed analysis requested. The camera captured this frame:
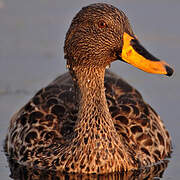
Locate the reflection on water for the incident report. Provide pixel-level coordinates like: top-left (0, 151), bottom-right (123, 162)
top-left (7, 157), bottom-right (169, 180)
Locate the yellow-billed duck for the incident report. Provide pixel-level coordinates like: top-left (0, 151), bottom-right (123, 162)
top-left (5, 3), bottom-right (173, 174)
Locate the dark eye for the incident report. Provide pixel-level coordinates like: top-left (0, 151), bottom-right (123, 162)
top-left (98, 20), bottom-right (107, 28)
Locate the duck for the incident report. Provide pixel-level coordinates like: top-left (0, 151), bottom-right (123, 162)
top-left (5, 3), bottom-right (173, 174)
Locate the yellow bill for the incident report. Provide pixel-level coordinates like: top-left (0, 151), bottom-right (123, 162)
top-left (121, 32), bottom-right (173, 76)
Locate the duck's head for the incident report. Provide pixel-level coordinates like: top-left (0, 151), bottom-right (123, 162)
top-left (64, 3), bottom-right (173, 76)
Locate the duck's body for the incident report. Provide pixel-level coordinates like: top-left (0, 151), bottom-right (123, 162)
top-left (5, 3), bottom-right (173, 174)
top-left (5, 70), bottom-right (171, 173)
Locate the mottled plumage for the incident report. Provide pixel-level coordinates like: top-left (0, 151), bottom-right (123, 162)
top-left (5, 3), bottom-right (173, 174)
top-left (7, 157), bottom-right (169, 179)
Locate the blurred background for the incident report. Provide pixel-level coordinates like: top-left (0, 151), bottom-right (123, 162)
top-left (0, 0), bottom-right (180, 179)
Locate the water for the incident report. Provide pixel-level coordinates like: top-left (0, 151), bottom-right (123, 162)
top-left (0, 0), bottom-right (180, 179)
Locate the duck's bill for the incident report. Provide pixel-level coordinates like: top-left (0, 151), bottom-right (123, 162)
top-left (120, 32), bottom-right (174, 76)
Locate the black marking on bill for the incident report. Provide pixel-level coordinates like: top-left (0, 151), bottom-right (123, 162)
top-left (130, 39), bottom-right (160, 61)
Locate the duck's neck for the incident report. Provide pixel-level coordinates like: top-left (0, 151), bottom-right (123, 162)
top-left (66, 66), bottom-right (136, 172)
top-left (72, 66), bottom-right (117, 141)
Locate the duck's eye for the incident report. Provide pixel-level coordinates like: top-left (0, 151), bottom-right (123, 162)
top-left (98, 20), bottom-right (107, 28)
